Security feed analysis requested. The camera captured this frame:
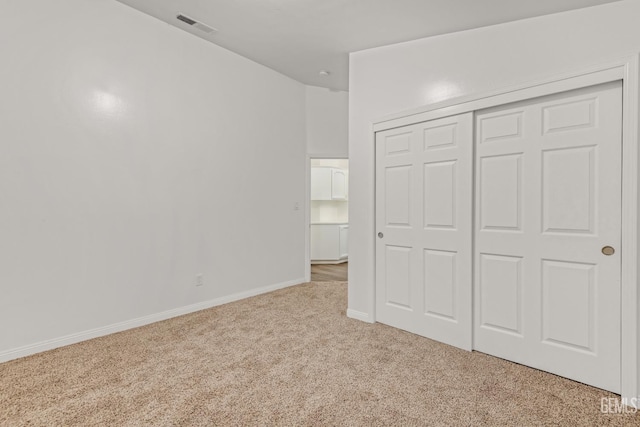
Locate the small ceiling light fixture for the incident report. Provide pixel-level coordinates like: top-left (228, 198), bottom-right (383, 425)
top-left (319, 70), bottom-right (331, 76)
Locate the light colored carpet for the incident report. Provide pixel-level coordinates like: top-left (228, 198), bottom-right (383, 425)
top-left (1, 282), bottom-right (638, 426)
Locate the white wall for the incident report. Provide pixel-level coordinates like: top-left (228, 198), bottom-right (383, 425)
top-left (306, 86), bottom-right (349, 157)
top-left (310, 202), bottom-right (349, 224)
top-left (310, 159), bottom-right (349, 169)
top-left (0, 0), bottom-right (306, 358)
top-left (348, 0), bottom-right (640, 318)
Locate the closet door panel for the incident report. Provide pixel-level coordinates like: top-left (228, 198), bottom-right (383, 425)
top-left (376, 113), bottom-right (473, 350)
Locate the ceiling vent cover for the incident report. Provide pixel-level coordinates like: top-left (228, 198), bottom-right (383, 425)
top-left (176, 14), bottom-right (218, 34)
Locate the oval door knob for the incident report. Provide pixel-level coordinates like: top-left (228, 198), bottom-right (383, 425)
top-left (602, 246), bottom-right (615, 256)
top-left (378, 232), bottom-right (384, 239)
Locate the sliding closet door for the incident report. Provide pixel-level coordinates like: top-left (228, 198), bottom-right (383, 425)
top-left (375, 113), bottom-right (473, 350)
top-left (474, 81), bottom-right (622, 392)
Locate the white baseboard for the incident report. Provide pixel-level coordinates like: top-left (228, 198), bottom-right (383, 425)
top-left (347, 308), bottom-right (373, 323)
top-left (0, 277), bottom-right (305, 364)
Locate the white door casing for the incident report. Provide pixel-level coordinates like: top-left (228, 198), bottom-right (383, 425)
top-left (474, 81), bottom-right (622, 393)
top-left (375, 113), bottom-right (473, 350)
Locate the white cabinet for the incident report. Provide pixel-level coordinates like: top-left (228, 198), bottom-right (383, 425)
top-left (311, 224), bottom-right (349, 263)
top-left (311, 167), bottom-right (348, 200)
top-left (339, 225), bottom-right (349, 259)
top-left (331, 169), bottom-right (347, 200)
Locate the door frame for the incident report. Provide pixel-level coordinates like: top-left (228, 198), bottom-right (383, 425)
top-left (371, 54), bottom-right (640, 405)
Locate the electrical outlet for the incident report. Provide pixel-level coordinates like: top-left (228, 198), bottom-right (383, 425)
top-left (196, 274), bottom-right (204, 287)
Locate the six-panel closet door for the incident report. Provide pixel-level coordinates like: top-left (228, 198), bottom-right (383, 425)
top-left (375, 81), bottom-right (623, 393)
top-left (473, 81), bottom-right (622, 393)
top-left (375, 113), bottom-right (473, 350)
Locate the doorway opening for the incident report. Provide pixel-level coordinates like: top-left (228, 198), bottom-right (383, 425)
top-left (310, 158), bottom-right (348, 282)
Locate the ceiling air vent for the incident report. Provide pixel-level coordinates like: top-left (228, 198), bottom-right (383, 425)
top-left (176, 14), bottom-right (218, 34)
